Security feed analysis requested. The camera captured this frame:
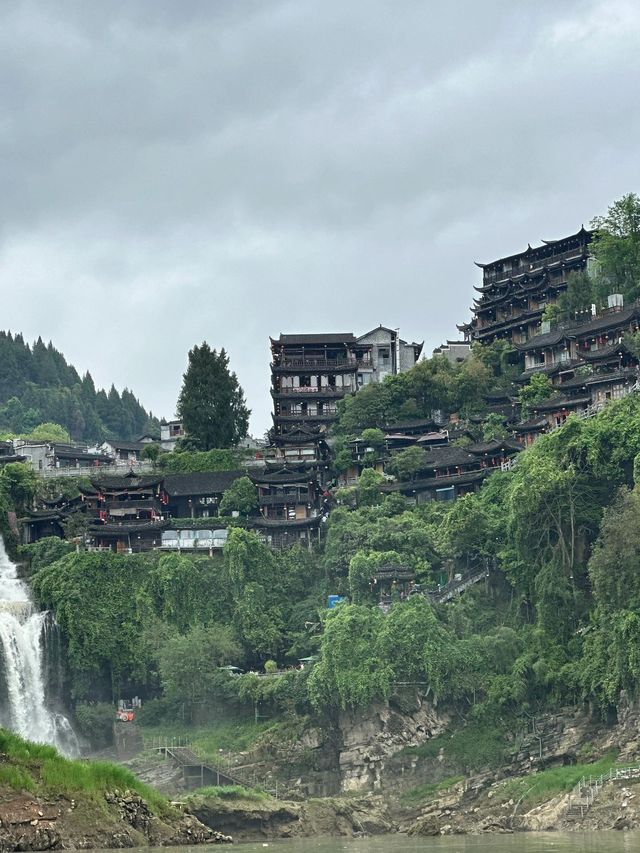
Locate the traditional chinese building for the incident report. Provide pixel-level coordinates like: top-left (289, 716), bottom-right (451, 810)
top-left (270, 333), bottom-right (368, 439)
top-left (380, 442), bottom-right (519, 504)
top-left (249, 465), bottom-right (327, 549)
top-left (512, 296), bottom-right (640, 432)
top-left (79, 472), bottom-right (166, 552)
top-left (458, 227), bottom-right (592, 345)
top-left (161, 470), bottom-right (245, 519)
top-left (270, 328), bottom-right (422, 439)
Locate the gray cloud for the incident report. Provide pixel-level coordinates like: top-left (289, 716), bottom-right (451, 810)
top-left (1, 0), bottom-right (639, 433)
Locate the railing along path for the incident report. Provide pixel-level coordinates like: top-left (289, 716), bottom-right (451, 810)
top-left (566, 763), bottom-right (640, 818)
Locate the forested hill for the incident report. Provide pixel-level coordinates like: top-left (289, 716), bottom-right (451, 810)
top-left (0, 331), bottom-right (159, 442)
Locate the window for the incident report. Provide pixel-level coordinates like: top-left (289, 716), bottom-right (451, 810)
top-left (436, 486), bottom-right (456, 502)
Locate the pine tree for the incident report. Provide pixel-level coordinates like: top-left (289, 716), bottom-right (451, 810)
top-left (177, 343), bottom-right (250, 450)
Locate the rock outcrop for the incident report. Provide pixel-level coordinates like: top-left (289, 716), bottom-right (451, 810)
top-left (0, 788), bottom-right (231, 850)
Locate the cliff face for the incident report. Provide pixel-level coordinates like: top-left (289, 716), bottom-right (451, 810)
top-left (338, 695), bottom-right (449, 793)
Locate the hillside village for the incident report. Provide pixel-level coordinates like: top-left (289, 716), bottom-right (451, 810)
top-left (9, 217), bottom-right (640, 559)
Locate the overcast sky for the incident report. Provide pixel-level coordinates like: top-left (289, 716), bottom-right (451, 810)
top-left (2, 0), bottom-right (640, 435)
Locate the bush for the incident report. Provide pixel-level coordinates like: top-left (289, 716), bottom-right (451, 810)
top-left (75, 703), bottom-right (114, 749)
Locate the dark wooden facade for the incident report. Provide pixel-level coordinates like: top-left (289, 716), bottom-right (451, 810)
top-left (458, 227), bottom-right (592, 345)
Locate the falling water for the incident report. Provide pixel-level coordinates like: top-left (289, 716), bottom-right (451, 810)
top-left (0, 536), bottom-right (79, 756)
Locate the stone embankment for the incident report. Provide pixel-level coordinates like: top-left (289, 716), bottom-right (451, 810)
top-left (0, 787), bottom-right (231, 850)
top-left (189, 794), bottom-right (392, 843)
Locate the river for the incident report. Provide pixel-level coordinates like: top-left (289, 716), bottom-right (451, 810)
top-left (228, 833), bottom-right (640, 852)
top-left (109, 833), bottom-right (640, 852)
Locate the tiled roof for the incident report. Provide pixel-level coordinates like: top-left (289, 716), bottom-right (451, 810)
top-left (163, 470), bottom-right (245, 497)
top-left (272, 333), bottom-right (357, 345)
top-left (467, 439), bottom-right (522, 455)
top-left (533, 395), bottom-right (591, 412)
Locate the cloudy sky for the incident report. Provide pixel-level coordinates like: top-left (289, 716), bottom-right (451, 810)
top-left (2, 0), bottom-right (640, 435)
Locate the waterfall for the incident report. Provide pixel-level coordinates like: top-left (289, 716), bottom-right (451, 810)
top-left (0, 536), bottom-right (79, 756)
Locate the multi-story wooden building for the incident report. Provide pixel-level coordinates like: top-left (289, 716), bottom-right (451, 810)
top-left (458, 226), bottom-right (592, 345)
top-left (513, 297), bottom-right (640, 431)
top-left (270, 333), bottom-right (368, 439)
top-left (270, 328), bottom-right (422, 439)
top-left (250, 465), bottom-right (327, 549)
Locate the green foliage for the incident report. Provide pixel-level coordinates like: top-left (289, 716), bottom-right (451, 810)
top-left (348, 550), bottom-right (405, 603)
top-left (518, 373), bottom-right (553, 416)
top-left (400, 776), bottom-right (463, 806)
top-left (157, 624), bottom-right (241, 716)
top-left (386, 446), bottom-right (428, 481)
top-left (219, 476), bottom-right (258, 517)
top-left (308, 605), bottom-right (393, 710)
top-left (75, 702), bottom-right (115, 749)
top-left (482, 413), bottom-right (508, 441)
top-left (360, 428), bottom-right (385, 449)
top-left (403, 721), bottom-right (508, 773)
top-left (555, 269), bottom-right (602, 319)
top-left (0, 332), bottom-right (158, 442)
top-left (32, 551), bottom-right (154, 700)
top-left (27, 422), bottom-right (72, 443)
top-left (591, 192), bottom-right (640, 302)
top-left (0, 729), bottom-right (170, 814)
top-left (177, 342), bottom-right (250, 450)
top-left (141, 443), bottom-right (161, 462)
top-left (19, 537), bottom-right (74, 573)
top-left (333, 350), bottom-right (492, 436)
top-left (0, 462), bottom-right (38, 513)
top-left (158, 448), bottom-right (243, 473)
top-left (494, 752), bottom-right (618, 807)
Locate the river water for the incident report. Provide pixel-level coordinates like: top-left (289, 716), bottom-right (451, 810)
top-left (113, 833), bottom-right (640, 852)
top-left (0, 535), bottom-right (78, 755)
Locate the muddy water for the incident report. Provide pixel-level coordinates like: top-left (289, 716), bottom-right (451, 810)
top-left (132, 831), bottom-right (640, 852)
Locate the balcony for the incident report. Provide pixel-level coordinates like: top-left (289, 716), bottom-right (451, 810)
top-left (106, 499), bottom-right (161, 512)
top-left (274, 413), bottom-right (337, 422)
top-left (271, 386), bottom-right (349, 399)
top-left (271, 358), bottom-right (367, 372)
top-left (259, 494), bottom-right (310, 507)
top-left (483, 249), bottom-right (587, 285)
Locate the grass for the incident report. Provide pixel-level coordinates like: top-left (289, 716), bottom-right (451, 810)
top-left (492, 751), bottom-right (620, 807)
top-left (401, 722), bottom-right (507, 773)
top-left (186, 784), bottom-right (269, 802)
top-left (0, 728), bottom-right (172, 816)
top-left (139, 717), bottom-right (281, 763)
top-left (400, 776), bottom-right (464, 806)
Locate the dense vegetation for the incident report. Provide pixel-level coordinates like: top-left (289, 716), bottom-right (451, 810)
top-left (14, 191), bottom-right (640, 756)
top-left (18, 394), bottom-right (640, 743)
top-left (0, 332), bottom-right (158, 441)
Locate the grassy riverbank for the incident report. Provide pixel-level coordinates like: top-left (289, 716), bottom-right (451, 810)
top-left (0, 728), bottom-right (169, 814)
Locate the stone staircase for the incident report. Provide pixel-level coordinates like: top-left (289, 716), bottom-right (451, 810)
top-left (566, 764), bottom-right (640, 818)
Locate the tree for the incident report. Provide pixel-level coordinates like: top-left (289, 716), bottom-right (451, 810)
top-left (27, 422), bottom-right (71, 443)
top-left (482, 413), bottom-right (508, 441)
top-left (308, 604), bottom-right (392, 710)
top-left (386, 446), bottom-right (428, 481)
top-left (157, 623), bottom-right (241, 716)
top-left (141, 443), bottom-right (161, 462)
top-left (0, 463), bottom-right (37, 513)
top-left (219, 476), bottom-right (258, 517)
top-left (519, 373), bottom-right (553, 416)
top-left (177, 343), bottom-right (250, 450)
top-left (591, 193), bottom-right (640, 302)
top-left (589, 487), bottom-right (640, 614)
